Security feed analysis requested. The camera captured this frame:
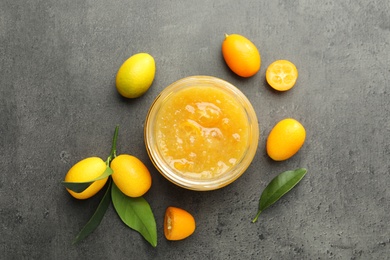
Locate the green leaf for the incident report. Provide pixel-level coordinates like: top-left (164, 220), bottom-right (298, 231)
top-left (252, 168), bottom-right (307, 223)
top-left (62, 166), bottom-right (113, 193)
top-left (111, 182), bottom-right (157, 247)
top-left (72, 178), bottom-right (112, 244)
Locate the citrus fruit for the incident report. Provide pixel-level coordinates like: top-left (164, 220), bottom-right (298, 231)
top-left (110, 154), bottom-right (152, 197)
top-left (164, 206), bottom-right (196, 241)
top-left (266, 118), bottom-right (306, 161)
top-left (116, 53), bottom-right (155, 98)
top-left (222, 34), bottom-right (261, 77)
top-left (64, 157), bottom-right (108, 200)
top-left (266, 60), bottom-right (298, 91)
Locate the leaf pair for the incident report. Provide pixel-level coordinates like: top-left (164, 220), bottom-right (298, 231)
top-left (252, 168), bottom-right (307, 223)
top-left (64, 126), bottom-right (157, 247)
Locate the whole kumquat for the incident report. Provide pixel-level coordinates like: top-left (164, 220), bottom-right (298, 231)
top-left (64, 157), bottom-right (108, 200)
top-left (111, 154), bottom-right (152, 197)
top-left (222, 34), bottom-right (261, 77)
top-left (116, 53), bottom-right (155, 98)
top-left (266, 118), bottom-right (306, 161)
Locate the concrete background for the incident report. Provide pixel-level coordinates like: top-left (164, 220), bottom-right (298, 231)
top-left (1, 0), bottom-right (389, 259)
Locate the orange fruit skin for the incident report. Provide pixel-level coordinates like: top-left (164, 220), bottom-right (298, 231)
top-left (222, 34), bottom-right (261, 77)
top-left (266, 118), bottom-right (306, 161)
top-left (64, 157), bottom-right (108, 200)
top-left (111, 154), bottom-right (152, 197)
top-left (164, 207), bottom-right (196, 241)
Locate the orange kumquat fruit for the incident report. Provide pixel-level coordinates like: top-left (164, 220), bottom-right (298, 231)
top-left (222, 34), bottom-right (261, 78)
top-left (64, 157), bottom-right (108, 200)
top-left (164, 206), bottom-right (196, 241)
top-left (266, 118), bottom-right (306, 161)
top-left (266, 60), bottom-right (298, 91)
top-left (111, 154), bottom-right (152, 197)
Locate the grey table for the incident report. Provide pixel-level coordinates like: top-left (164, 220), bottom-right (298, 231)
top-left (1, 1), bottom-right (389, 259)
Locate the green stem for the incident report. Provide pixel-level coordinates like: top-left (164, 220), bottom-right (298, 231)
top-left (252, 210), bottom-right (262, 223)
top-left (106, 125), bottom-right (119, 165)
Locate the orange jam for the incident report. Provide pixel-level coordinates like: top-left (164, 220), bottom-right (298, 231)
top-left (155, 86), bottom-right (250, 178)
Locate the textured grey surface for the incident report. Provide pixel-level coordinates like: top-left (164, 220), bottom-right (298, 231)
top-left (1, 0), bottom-right (389, 259)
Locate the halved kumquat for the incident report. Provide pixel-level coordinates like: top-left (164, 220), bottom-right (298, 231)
top-left (266, 60), bottom-right (298, 91)
top-left (164, 206), bottom-right (196, 241)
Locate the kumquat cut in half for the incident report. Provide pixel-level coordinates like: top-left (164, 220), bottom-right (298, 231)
top-left (164, 206), bottom-right (196, 241)
top-left (266, 60), bottom-right (298, 91)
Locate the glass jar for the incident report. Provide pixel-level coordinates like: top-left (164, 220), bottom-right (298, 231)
top-left (144, 76), bottom-right (259, 191)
